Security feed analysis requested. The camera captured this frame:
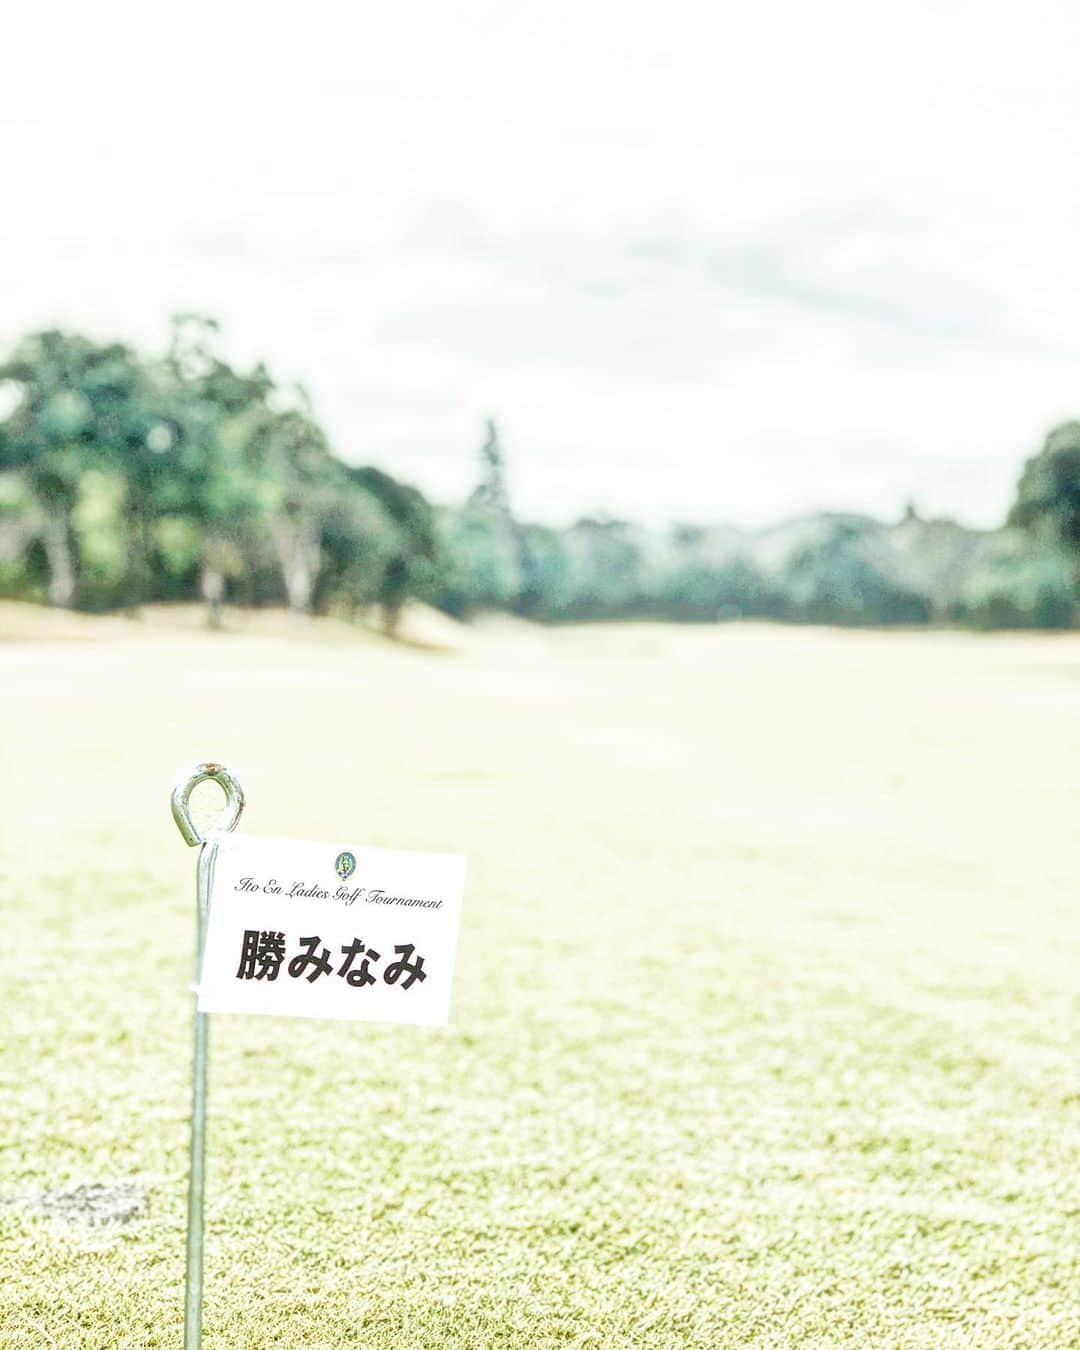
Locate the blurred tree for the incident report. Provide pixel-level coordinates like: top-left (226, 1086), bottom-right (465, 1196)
top-left (438, 509), bottom-right (521, 615)
top-left (317, 484), bottom-right (397, 619)
top-left (516, 524), bottom-right (574, 618)
top-left (958, 529), bottom-right (1074, 629)
top-left (0, 471), bottom-right (45, 599)
top-left (345, 466), bottom-right (441, 634)
top-left (440, 420), bottom-right (522, 615)
top-left (560, 518), bottom-right (647, 618)
top-left (781, 518), bottom-right (929, 625)
top-left (160, 316), bottom-right (274, 625)
top-left (249, 393), bottom-right (340, 615)
top-left (0, 331), bottom-right (153, 606)
top-left (72, 470), bottom-right (128, 609)
top-left (467, 418), bottom-right (512, 517)
top-left (660, 526), bottom-right (770, 621)
top-left (1009, 422), bottom-right (1080, 607)
top-left (888, 512), bottom-right (992, 625)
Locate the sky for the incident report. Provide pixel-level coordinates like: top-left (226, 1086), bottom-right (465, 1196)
top-left (3, 0), bottom-right (1080, 528)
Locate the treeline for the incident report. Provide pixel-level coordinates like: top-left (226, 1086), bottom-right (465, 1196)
top-left (448, 507), bottom-right (1076, 629)
top-left (1, 320), bottom-right (1079, 630)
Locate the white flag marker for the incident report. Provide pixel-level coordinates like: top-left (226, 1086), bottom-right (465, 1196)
top-left (197, 832), bottom-right (466, 1026)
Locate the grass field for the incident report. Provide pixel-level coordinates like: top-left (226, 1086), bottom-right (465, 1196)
top-left (1, 609), bottom-right (1078, 1347)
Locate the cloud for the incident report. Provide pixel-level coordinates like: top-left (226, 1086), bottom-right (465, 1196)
top-left (1, 0), bottom-right (1079, 527)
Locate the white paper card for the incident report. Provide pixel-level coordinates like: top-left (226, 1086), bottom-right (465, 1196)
top-left (197, 832), bottom-right (466, 1025)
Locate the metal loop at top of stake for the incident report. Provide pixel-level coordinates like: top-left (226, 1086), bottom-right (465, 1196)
top-left (171, 762), bottom-right (245, 846)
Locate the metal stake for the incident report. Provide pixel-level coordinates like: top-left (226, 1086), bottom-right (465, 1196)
top-left (171, 763), bottom-right (245, 1350)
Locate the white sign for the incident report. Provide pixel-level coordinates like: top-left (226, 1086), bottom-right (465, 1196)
top-left (197, 832), bottom-right (466, 1026)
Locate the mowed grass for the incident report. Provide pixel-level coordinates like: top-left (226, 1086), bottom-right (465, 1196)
top-left (1, 611), bottom-right (1078, 1348)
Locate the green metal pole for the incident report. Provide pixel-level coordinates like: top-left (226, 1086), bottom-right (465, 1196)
top-left (172, 764), bottom-right (246, 1350)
